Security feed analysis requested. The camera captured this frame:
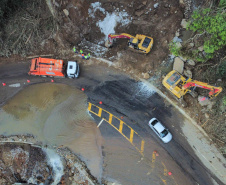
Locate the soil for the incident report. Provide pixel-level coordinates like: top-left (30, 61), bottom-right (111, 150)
top-left (0, 135), bottom-right (98, 185)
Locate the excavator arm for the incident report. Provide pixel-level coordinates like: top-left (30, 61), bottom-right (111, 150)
top-left (182, 81), bottom-right (222, 99)
top-left (108, 33), bottom-right (134, 42)
top-left (105, 33), bottom-right (135, 47)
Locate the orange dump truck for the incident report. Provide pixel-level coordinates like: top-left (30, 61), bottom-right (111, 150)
top-left (28, 57), bottom-right (79, 78)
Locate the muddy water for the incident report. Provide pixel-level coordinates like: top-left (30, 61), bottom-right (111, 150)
top-left (0, 83), bottom-right (103, 180)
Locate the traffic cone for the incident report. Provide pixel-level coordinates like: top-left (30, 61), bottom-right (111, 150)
top-left (51, 79), bottom-right (54, 82)
top-left (81, 88), bottom-right (85, 91)
top-left (27, 80), bottom-right (30, 83)
top-left (154, 150), bottom-right (159, 156)
top-left (99, 101), bottom-right (103, 105)
top-left (2, 83), bottom-right (6, 86)
top-left (168, 172), bottom-right (172, 176)
top-left (121, 116), bottom-right (123, 119)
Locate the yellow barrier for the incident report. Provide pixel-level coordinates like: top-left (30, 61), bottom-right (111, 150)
top-left (88, 102), bottom-right (145, 155)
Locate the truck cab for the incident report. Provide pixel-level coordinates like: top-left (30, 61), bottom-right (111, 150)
top-left (66, 61), bottom-right (80, 78)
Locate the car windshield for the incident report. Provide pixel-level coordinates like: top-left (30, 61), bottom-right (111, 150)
top-left (160, 129), bottom-right (168, 137)
top-left (151, 120), bottom-right (158, 126)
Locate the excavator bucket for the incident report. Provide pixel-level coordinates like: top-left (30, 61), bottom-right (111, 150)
top-left (105, 40), bottom-right (113, 48)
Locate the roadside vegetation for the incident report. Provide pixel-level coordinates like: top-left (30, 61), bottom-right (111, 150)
top-left (169, 0), bottom-right (226, 156)
top-left (0, 0), bottom-right (56, 57)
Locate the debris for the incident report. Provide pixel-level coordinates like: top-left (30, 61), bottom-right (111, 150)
top-left (154, 3), bottom-right (159, 8)
top-left (9, 83), bottom-right (21, 87)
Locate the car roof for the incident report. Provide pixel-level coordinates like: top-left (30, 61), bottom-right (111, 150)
top-left (153, 122), bottom-right (165, 133)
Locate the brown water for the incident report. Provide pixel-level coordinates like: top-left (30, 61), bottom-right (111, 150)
top-left (0, 83), bottom-right (103, 180)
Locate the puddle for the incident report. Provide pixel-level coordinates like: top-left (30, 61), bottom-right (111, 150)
top-left (0, 83), bottom-right (103, 180)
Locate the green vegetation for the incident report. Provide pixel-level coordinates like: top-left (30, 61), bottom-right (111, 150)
top-left (169, 1), bottom-right (226, 63)
top-left (223, 96), bottom-right (226, 106)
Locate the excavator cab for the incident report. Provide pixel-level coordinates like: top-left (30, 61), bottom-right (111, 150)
top-left (128, 38), bottom-right (139, 49)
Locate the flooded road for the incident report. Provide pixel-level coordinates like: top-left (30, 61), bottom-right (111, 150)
top-left (0, 83), bottom-right (103, 180)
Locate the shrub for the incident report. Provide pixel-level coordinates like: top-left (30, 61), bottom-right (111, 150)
top-left (186, 6), bottom-right (226, 61)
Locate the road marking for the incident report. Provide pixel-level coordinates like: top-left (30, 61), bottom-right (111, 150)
top-left (88, 102), bottom-right (145, 155)
top-left (162, 162), bottom-right (168, 176)
top-left (161, 162), bottom-right (179, 185)
top-left (119, 120), bottom-right (123, 133)
top-left (97, 119), bottom-right (105, 128)
top-left (108, 114), bottom-right (113, 124)
top-left (98, 108), bottom-right (102, 117)
top-left (130, 129), bottom-right (134, 143)
top-left (160, 176), bottom-right (167, 185)
top-left (147, 151), bottom-right (157, 175)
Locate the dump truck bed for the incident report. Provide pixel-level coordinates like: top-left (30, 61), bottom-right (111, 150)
top-left (28, 57), bottom-right (65, 77)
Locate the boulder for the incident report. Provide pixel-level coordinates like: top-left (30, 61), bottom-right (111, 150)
top-left (173, 57), bottom-right (184, 74)
top-left (179, 0), bottom-right (185, 5)
top-left (184, 69), bottom-right (192, 78)
top-left (142, 1), bottom-right (147, 5)
top-left (187, 59), bottom-right (195, 66)
top-left (181, 19), bottom-right (188, 28)
top-left (63, 9), bottom-right (69, 16)
top-left (142, 73), bottom-right (150, 79)
top-left (189, 43), bottom-right (194, 48)
top-left (198, 96), bottom-right (213, 110)
top-left (198, 46), bottom-right (204, 51)
top-left (135, 10), bottom-right (145, 17)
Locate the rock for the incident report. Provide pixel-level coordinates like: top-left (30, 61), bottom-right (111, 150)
top-left (205, 113), bottom-right (209, 119)
top-left (198, 46), bottom-right (204, 51)
top-left (189, 43), bottom-right (194, 48)
top-left (135, 10), bottom-right (145, 16)
top-left (142, 1), bottom-right (147, 5)
top-left (198, 96), bottom-right (213, 110)
top-left (154, 3), bottom-right (159, 8)
top-left (63, 9), bottom-right (69, 16)
top-left (184, 69), bottom-right (192, 78)
top-left (175, 42), bottom-right (182, 48)
top-left (187, 59), bottom-right (195, 66)
top-left (179, 0), bottom-right (185, 5)
top-left (164, 4), bottom-right (169, 8)
top-left (181, 19), bottom-right (188, 28)
top-left (142, 73), bottom-right (150, 79)
top-left (175, 31), bottom-right (180, 37)
top-left (173, 57), bottom-right (184, 74)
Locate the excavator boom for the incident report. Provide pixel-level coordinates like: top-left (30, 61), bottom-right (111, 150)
top-left (182, 81), bottom-right (222, 98)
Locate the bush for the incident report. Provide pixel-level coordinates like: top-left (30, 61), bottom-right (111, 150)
top-left (169, 41), bottom-right (181, 57)
top-left (186, 6), bottom-right (226, 61)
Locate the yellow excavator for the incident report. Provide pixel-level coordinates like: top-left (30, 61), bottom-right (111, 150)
top-left (162, 70), bottom-right (222, 107)
top-left (105, 33), bottom-right (154, 54)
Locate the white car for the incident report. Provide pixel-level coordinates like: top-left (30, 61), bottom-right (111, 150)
top-left (148, 118), bottom-right (172, 143)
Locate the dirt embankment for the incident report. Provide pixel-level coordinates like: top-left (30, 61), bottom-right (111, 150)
top-left (0, 0), bottom-right (184, 72)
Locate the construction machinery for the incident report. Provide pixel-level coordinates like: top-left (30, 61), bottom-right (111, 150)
top-left (28, 57), bottom-right (79, 78)
top-left (162, 70), bottom-right (222, 107)
top-left (105, 33), bottom-right (154, 54)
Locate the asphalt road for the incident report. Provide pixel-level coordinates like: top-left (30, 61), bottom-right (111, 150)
top-left (0, 61), bottom-right (223, 185)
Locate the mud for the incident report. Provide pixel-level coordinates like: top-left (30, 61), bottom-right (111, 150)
top-left (0, 83), bottom-right (103, 182)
